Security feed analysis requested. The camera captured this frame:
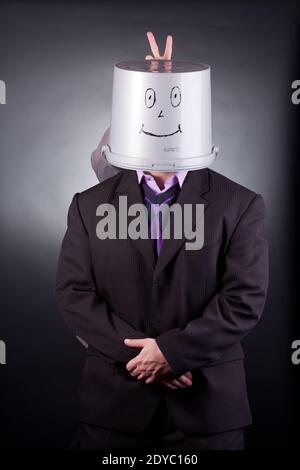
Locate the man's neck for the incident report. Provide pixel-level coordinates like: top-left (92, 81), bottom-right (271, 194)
top-left (143, 171), bottom-right (176, 190)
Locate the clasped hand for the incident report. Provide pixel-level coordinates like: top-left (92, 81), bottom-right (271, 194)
top-left (124, 338), bottom-right (193, 390)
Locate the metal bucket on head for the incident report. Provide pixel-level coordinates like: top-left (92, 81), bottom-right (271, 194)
top-left (102, 59), bottom-right (218, 172)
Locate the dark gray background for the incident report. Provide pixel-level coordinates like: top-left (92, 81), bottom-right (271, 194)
top-left (0, 0), bottom-right (299, 449)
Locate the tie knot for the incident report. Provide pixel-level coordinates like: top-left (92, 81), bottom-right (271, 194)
top-left (141, 181), bottom-right (180, 206)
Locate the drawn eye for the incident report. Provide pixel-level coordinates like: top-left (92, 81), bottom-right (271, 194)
top-left (145, 88), bottom-right (156, 108)
top-left (170, 86), bottom-right (181, 107)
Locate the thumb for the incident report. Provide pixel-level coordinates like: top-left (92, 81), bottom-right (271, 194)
top-left (184, 371), bottom-right (193, 379)
top-left (124, 338), bottom-right (147, 348)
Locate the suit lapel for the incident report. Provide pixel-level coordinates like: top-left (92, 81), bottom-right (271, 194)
top-left (109, 169), bottom-right (157, 273)
top-left (153, 168), bottom-right (211, 279)
top-left (109, 167), bottom-right (211, 279)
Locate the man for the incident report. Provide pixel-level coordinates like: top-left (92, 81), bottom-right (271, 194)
top-left (55, 33), bottom-right (269, 450)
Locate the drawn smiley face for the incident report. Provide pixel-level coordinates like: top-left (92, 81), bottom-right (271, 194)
top-left (139, 86), bottom-right (183, 138)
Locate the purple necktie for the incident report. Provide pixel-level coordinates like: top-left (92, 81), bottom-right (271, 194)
top-left (141, 180), bottom-right (181, 259)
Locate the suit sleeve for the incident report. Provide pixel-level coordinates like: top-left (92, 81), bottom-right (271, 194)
top-left (155, 194), bottom-right (269, 377)
top-left (55, 193), bottom-right (147, 363)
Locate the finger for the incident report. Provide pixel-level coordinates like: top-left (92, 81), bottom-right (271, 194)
top-left (145, 375), bottom-right (156, 385)
top-left (137, 370), bottom-right (154, 380)
top-left (172, 379), bottom-right (186, 389)
top-left (185, 371), bottom-right (193, 379)
top-left (161, 381), bottom-right (178, 390)
top-left (124, 338), bottom-right (147, 348)
top-left (178, 375), bottom-right (193, 387)
top-left (146, 31), bottom-right (161, 59)
top-left (163, 35), bottom-right (173, 60)
top-left (126, 367), bottom-right (141, 377)
top-left (126, 357), bottom-right (140, 372)
top-left (145, 55), bottom-right (154, 60)
top-left (128, 367), bottom-right (140, 377)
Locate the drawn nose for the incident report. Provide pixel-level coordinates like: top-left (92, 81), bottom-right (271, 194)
top-left (158, 109), bottom-right (164, 118)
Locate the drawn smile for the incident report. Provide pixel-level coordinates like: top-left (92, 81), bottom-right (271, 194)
top-left (139, 123), bottom-right (182, 138)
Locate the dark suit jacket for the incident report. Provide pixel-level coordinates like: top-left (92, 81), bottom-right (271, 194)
top-left (55, 168), bottom-right (269, 436)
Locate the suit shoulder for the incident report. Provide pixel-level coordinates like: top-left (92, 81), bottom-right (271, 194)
top-left (77, 172), bottom-right (122, 204)
top-left (208, 169), bottom-right (258, 203)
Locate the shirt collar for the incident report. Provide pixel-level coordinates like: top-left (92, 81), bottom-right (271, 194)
top-left (136, 169), bottom-right (188, 188)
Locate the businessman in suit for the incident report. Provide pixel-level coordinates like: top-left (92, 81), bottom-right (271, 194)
top-left (56, 162), bottom-right (268, 450)
top-left (55, 33), bottom-right (268, 450)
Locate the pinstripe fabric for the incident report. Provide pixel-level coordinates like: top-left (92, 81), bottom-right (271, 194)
top-left (56, 168), bottom-right (269, 436)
